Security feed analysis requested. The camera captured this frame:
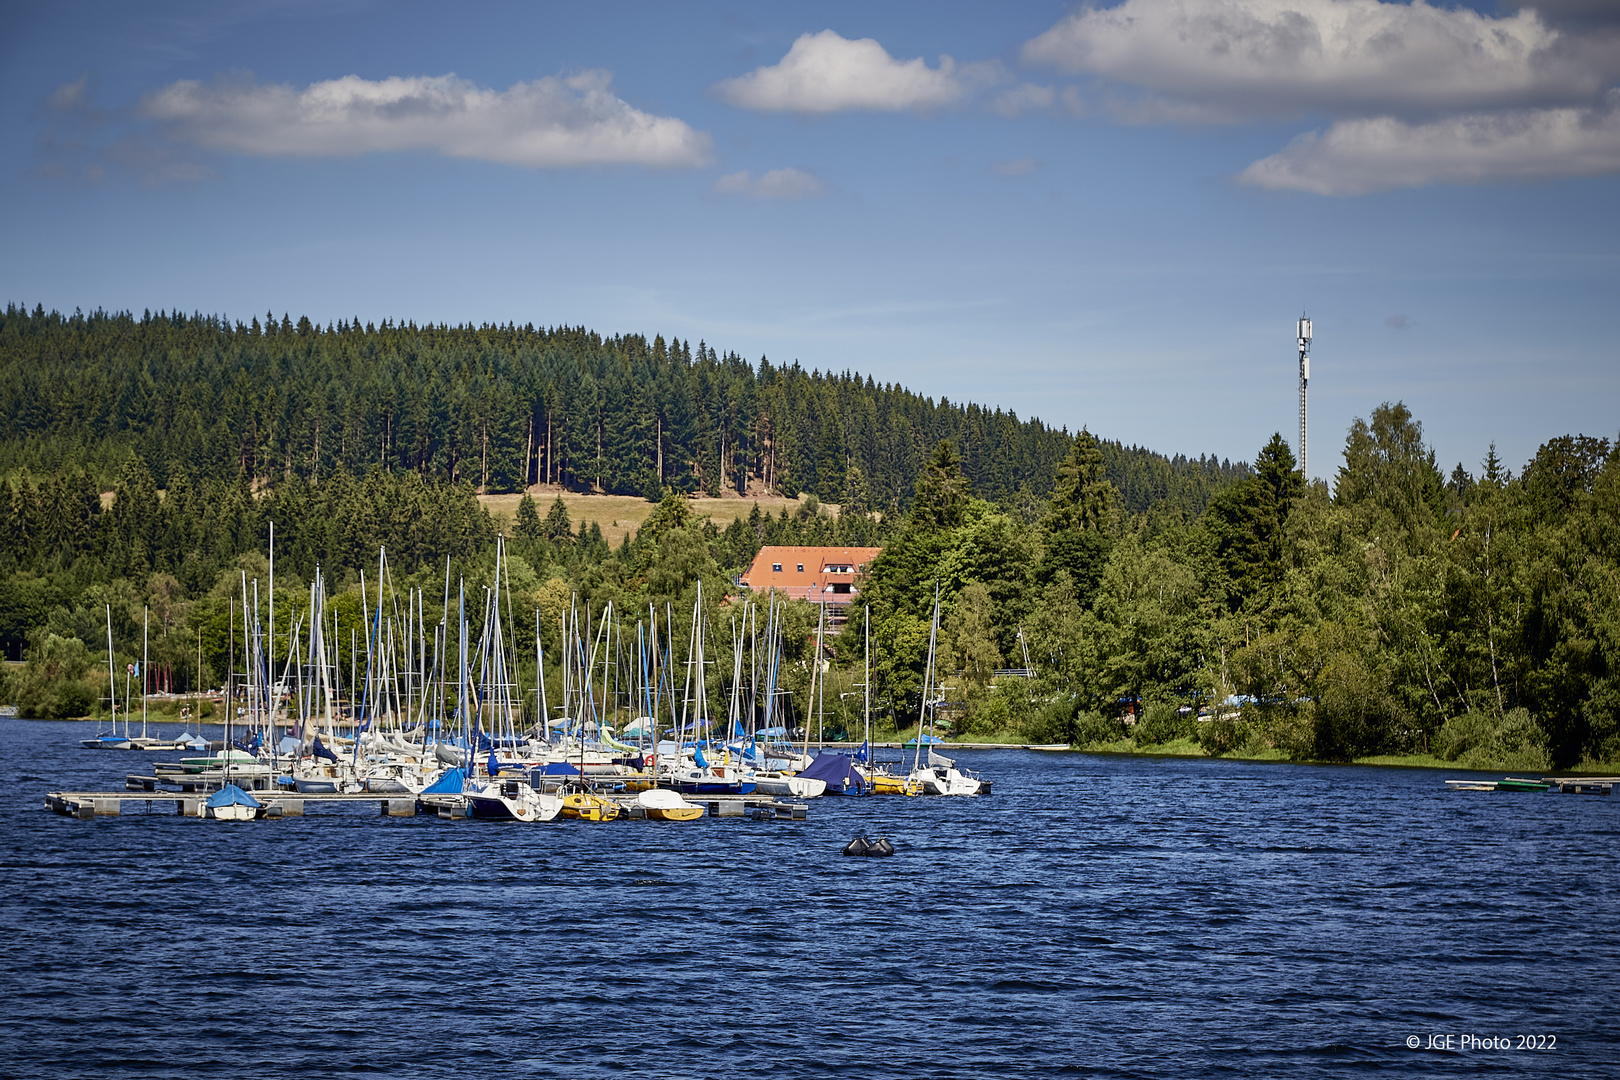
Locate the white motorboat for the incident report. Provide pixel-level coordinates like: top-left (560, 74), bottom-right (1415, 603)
top-left (465, 778), bottom-right (563, 822)
top-left (910, 762), bottom-right (982, 796)
top-left (748, 770), bottom-right (827, 798)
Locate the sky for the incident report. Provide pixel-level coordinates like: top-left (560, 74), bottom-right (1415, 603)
top-left (3, 0), bottom-right (1618, 483)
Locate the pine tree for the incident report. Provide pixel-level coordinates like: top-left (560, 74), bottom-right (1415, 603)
top-left (544, 496), bottom-right (573, 544)
top-left (515, 493), bottom-right (542, 540)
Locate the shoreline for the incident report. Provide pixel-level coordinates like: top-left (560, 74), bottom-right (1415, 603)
top-left (20, 715), bottom-right (1617, 775)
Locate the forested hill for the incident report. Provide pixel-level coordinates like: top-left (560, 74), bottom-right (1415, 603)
top-left (0, 304), bottom-right (1245, 515)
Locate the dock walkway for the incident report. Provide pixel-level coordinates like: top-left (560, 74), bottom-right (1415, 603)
top-left (44, 788), bottom-right (807, 821)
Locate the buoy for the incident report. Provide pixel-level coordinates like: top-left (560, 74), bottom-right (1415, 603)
top-left (866, 837), bottom-right (895, 856)
top-left (842, 835), bottom-right (871, 856)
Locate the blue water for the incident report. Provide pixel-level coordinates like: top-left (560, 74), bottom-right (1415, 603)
top-left (2, 717), bottom-right (1616, 1077)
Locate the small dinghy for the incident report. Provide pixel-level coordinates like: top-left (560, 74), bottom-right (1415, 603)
top-left (637, 788), bottom-right (704, 821)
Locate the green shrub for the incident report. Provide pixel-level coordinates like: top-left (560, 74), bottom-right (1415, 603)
top-left (1021, 695), bottom-right (1076, 744)
top-left (1198, 715), bottom-right (1241, 757)
top-left (1435, 708), bottom-right (1549, 772)
top-left (1073, 709), bottom-right (1127, 748)
top-left (1134, 701), bottom-right (1194, 746)
top-left (51, 679), bottom-right (98, 719)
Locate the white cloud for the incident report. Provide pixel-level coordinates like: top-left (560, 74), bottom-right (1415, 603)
top-left (1023, 0), bottom-right (1619, 121)
top-left (991, 157), bottom-right (1042, 176)
top-left (990, 83), bottom-right (1055, 117)
top-left (140, 70), bottom-right (712, 168)
top-left (48, 76), bottom-right (89, 112)
top-left (1238, 93), bottom-right (1620, 194)
top-left (714, 29), bottom-right (988, 113)
top-left (714, 167), bottom-right (824, 199)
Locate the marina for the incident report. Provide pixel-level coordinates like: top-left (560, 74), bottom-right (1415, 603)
top-left (37, 536), bottom-right (998, 838)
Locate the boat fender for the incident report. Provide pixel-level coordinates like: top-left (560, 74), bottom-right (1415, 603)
top-left (842, 836), bottom-right (871, 856)
top-left (866, 837), bottom-right (895, 857)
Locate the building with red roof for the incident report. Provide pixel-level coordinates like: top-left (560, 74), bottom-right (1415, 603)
top-left (738, 546), bottom-right (882, 609)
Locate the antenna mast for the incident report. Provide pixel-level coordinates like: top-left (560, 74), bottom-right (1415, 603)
top-left (1296, 314), bottom-right (1312, 479)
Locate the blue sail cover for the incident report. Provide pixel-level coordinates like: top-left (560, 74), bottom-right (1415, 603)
top-left (420, 767), bottom-right (465, 795)
top-left (799, 752), bottom-right (868, 794)
top-left (312, 735), bottom-right (341, 763)
top-left (205, 783), bottom-right (262, 810)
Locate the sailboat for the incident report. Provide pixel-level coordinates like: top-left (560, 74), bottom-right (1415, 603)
top-left (906, 584), bottom-right (981, 796)
top-left (82, 607), bottom-right (131, 749)
top-left (204, 783), bottom-right (261, 821)
top-left (853, 606), bottom-right (920, 795)
top-left (466, 774), bottom-right (564, 822)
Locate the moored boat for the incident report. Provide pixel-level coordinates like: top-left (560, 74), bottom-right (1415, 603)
top-left (560, 791), bottom-right (621, 821)
top-left (748, 770), bottom-right (826, 798)
top-left (466, 778), bottom-right (563, 822)
top-left (636, 787), bottom-right (704, 821)
top-left (205, 783), bottom-right (261, 821)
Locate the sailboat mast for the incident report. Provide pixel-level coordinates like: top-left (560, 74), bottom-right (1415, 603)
top-left (914, 583), bottom-right (941, 774)
top-left (104, 605), bottom-right (116, 734)
top-left (864, 605), bottom-right (871, 751)
top-left (142, 606), bottom-right (149, 740)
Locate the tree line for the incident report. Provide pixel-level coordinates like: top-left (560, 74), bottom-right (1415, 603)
top-left (850, 412), bottom-right (1620, 771)
top-left (0, 303), bottom-right (1244, 515)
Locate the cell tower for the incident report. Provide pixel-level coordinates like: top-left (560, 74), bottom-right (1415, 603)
top-left (1296, 314), bottom-right (1312, 479)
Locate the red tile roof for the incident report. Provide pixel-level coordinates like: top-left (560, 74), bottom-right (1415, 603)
top-left (738, 545), bottom-right (882, 604)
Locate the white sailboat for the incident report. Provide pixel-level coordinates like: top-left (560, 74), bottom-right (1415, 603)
top-left (906, 584), bottom-right (981, 797)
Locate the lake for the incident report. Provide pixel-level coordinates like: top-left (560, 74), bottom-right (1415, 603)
top-left (2, 717), bottom-right (1614, 1077)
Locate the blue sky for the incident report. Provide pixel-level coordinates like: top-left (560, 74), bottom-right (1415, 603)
top-left (3, 0), bottom-right (1617, 482)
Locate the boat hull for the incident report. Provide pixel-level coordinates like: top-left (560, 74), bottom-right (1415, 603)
top-left (560, 793), bottom-right (621, 821)
top-left (648, 805), bottom-right (704, 821)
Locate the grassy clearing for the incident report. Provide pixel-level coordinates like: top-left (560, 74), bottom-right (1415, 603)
top-left (478, 488), bottom-right (826, 548)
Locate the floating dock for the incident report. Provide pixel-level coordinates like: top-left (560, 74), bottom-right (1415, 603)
top-left (1444, 775), bottom-right (1615, 795)
top-left (43, 787), bottom-right (807, 821)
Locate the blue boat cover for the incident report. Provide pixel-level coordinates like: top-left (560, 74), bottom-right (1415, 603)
top-left (536, 762), bottom-right (581, 776)
top-left (312, 735), bottom-right (340, 763)
top-left (420, 767), bottom-right (465, 795)
top-left (205, 783), bottom-right (262, 809)
top-left (799, 752), bottom-right (868, 794)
